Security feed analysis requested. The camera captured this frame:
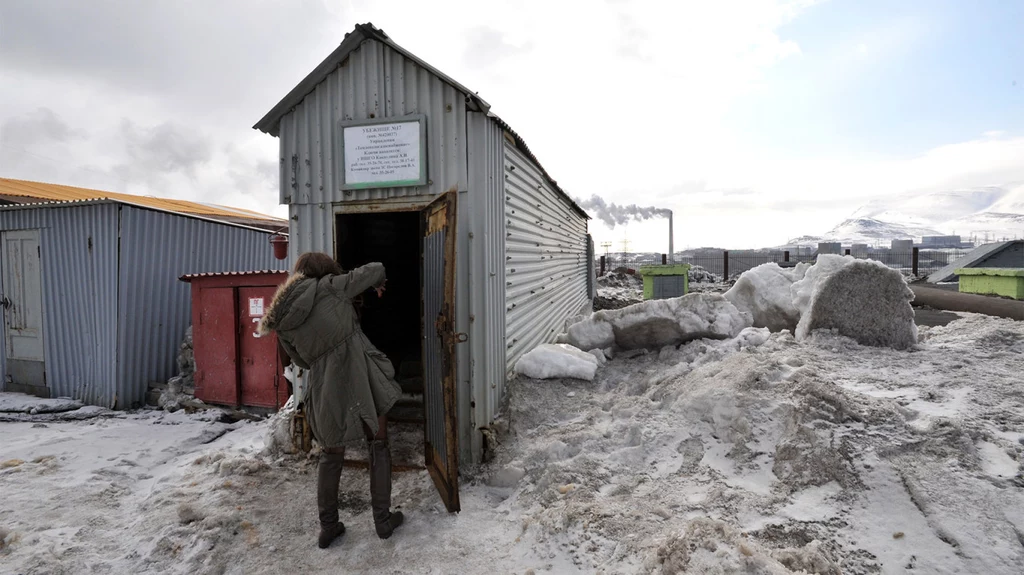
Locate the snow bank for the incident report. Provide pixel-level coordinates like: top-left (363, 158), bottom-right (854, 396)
top-left (0, 393), bottom-right (83, 414)
top-left (514, 344), bottom-right (600, 381)
top-left (793, 254), bottom-right (917, 349)
top-left (561, 293), bottom-right (752, 351)
top-left (597, 269), bottom-right (643, 290)
top-left (726, 256), bottom-right (918, 349)
top-left (688, 264), bottom-right (718, 284)
top-left (724, 262), bottom-right (810, 332)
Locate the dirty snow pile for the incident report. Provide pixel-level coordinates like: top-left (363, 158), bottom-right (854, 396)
top-left (1, 311), bottom-right (1023, 573)
top-left (595, 270), bottom-right (644, 311)
top-left (0, 393), bottom-right (112, 423)
top-left (515, 344), bottom-right (602, 381)
top-left (726, 255), bottom-right (918, 349)
top-left (688, 264), bottom-right (719, 284)
top-left (155, 326), bottom-right (201, 412)
top-left (560, 293), bottom-right (752, 352)
top-left (0, 394), bottom-right (83, 415)
top-left (492, 313), bottom-right (1024, 573)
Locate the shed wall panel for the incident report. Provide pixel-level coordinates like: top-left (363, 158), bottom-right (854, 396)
top-left (461, 112), bottom-right (507, 461)
top-left (0, 204), bottom-right (119, 405)
top-left (278, 39), bottom-right (468, 210)
top-left (116, 206), bottom-right (285, 408)
top-left (504, 143), bottom-right (589, 373)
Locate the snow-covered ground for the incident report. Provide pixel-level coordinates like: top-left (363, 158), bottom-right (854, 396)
top-left (2, 312), bottom-right (1023, 574)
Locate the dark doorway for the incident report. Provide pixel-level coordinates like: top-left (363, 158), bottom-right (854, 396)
top-left (335, 211), bottom-right (423, 406)
top-left (334, 194), bottom-right (461, 513)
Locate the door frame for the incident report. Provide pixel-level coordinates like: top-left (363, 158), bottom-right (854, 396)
top-left (1, 228), bottom-right (48, 395)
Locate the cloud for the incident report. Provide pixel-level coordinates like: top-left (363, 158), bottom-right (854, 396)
top-left (0, 0), bottom-right (1019, 250)
top-left (1, 107), bottom-right (85, 147)
top-left (463, 26), bottom-right (531, 69)
top-left (116, 120), bottom-right (214, 180)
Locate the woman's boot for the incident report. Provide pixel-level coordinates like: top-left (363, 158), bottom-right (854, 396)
top-left (368, 439), bottom-right (404, 539)
top-left (317, 447), bottom-right (346, 548)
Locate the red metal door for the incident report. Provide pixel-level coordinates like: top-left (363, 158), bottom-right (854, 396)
top-left (238, 286), bottom-right (284, 408)
top-left (194, 287), bottom-right (239, 405)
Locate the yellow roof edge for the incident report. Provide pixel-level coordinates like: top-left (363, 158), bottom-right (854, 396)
top-left (0, 177), bottom-right (283, 222)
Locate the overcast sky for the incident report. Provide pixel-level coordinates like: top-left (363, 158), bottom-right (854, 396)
top-left (1, 0), bottom-right (1022, 250)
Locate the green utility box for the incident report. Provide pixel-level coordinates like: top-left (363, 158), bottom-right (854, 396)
top-left (639, 264), bottom-right (691, 300)
top-left (956, 268), bottom-right (1024, 300)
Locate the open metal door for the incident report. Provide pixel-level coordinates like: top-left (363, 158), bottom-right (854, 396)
top-left (421, 190), bottom-right (460, 512)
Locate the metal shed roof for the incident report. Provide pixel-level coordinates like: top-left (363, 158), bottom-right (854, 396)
top-left (0, 177), bottom-right (285, 226)
top-left (180, 269), bottom-right (288, 281)
top-left (253, 22), bottom-right (588, 221)
top-left (0, 196), bottom-right (286, 235)
top-left (927, 240), bottom-right (1023, 283)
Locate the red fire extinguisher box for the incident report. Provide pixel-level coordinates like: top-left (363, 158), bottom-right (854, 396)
top-left (179, 270), bottom-right (290, 410)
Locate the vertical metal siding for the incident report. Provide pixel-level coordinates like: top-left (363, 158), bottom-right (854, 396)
top-left (463, 112), bottom-right (507, 462)
top-left (116, 206), bottom-right (285, 408)
top-left (0, 204), bottom-right (119, 405)
top-left (277, 38), bottom-right (467, 210)
top-left (423, 229), bottom-right (447, 458)
top-left (504, 142), bottom-right (589, 372)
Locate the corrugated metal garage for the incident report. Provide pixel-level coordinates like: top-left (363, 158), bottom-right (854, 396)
top-left (0, 198), bottom-right (286, 408)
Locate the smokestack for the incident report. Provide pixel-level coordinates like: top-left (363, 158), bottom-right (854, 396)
top-left (668, 210), bottom-right (674, 262)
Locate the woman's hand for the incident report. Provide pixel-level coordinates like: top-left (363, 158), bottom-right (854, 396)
top-left (375, 280), bottom-right (387, 298)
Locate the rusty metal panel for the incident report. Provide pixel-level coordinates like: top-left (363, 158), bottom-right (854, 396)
top-left (116, 206), bottom-right (286, 408)
top-left (0, 203), bottom-right (119, 405)
top-left (421, 190), bottom-right (460, 512)
top-left (504, 142), bottom-right (590, 373)
top-left (276, 38), bottom-right (468, 208)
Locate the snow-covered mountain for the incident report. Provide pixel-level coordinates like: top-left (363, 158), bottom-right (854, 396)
top-left (787, 218), bottom-right (943, 247)
top-left (787, 184), bottom-right (1024, 247)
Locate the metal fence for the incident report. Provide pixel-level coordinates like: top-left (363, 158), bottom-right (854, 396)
top-left (598, 248), bottom-right (971, 282)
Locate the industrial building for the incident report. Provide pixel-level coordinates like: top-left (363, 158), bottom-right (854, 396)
top-left (921, 235), bottom-right (964, 249)
top-left (0, 179), bottom-right (287, 407)
top-left (253, 23), bottom-right (594, 509)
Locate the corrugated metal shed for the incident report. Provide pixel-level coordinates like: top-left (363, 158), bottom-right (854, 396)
top-left (0, 200), bottom-right (286, 408)
top-left (255, 22), bottom-right (591, 466)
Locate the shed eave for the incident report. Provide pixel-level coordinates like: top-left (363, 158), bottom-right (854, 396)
top-left (253, 22), bottom-right (490, 138)
top-left (0, 198), bottom-right (284, 234)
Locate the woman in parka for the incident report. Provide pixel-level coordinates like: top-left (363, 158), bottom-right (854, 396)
top-left (258, 252), bottom-right (404, 549)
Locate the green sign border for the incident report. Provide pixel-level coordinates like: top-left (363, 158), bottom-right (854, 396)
top-left (337, 114), bottom-right (428, 191)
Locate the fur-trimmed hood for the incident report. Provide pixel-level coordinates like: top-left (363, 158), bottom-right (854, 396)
top-left (257, 272), bottom-right (317, 336)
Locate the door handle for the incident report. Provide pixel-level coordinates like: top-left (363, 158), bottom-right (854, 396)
top-left (0, 296), bottom-right (10, 310)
